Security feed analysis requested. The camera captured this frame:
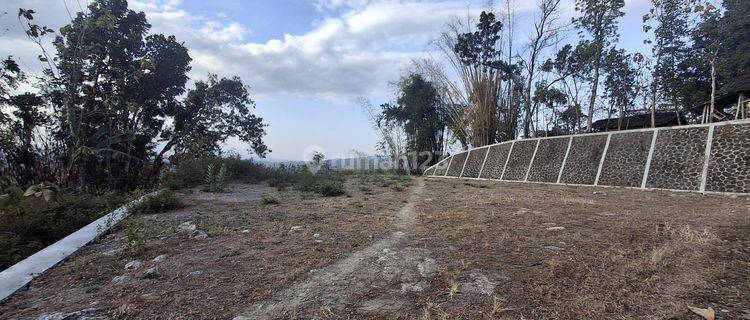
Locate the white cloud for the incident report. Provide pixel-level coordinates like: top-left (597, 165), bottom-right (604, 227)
top-left (132, 1), bottom-right (477, 101)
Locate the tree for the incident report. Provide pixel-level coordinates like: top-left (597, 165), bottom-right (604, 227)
top-left (378, 74), bottom-right (446, 172)
top-left (644, 0), bottom-right (690, 126)
top-left (573, 0), bottom-right (625, 131)
top-left (45, 0), bottom-right (192, 190)
top-left (602, 48), bottom-right (638, 129)
top-left (152, 75), bottom-right (268, 179)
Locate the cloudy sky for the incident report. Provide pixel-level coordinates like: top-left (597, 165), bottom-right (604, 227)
top-left (0, 0), bottom-right (652, 160)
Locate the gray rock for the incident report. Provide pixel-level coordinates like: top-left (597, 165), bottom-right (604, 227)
top-left (417, 258), bottom-right (437, 278)
top-left (141, 292), bottom-right (160, 301)
top-left (400, 281), bottom-right (429, 294)
top-left (186, 271), bottom-right (202, 278)
top-left (143, 267), bottom-right (161, 279)
top-left (546, 226), bottom-right (566, 231)
top-left (460, 271), bottom-right (496, 295)
top-left (111, 275), bottom-right (130, 285)
top-left (241, 229), bottom-right (251, 234)
top-left (290, 225), bottom-right (304, 232)
top-left (313, 233), bottom-right (321, 238)
top-left (124, 260), bottom-right (142, 270)
top-left (192, 230), bottom-right (209, 239)
top-left (36, 312), bottom-right (65, 320)
top-left (178, 221), bottom-right (197, 233)
top-left (152, 255), bottom-right (167, 263)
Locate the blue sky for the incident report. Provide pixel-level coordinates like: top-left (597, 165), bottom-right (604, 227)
top-left (1, 0), bottom-right (654, 161)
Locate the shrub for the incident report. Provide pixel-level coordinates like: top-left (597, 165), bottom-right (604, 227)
top-left (261, 195), bottom-right (279, 205)
top-left (203, 163), bottom-right (229, 192)
top-left (317, 180), bottom-right (345, 197)
top-left (130, 191), bottom-right (184, 215)
top-left (0, 190), bottom-right (127, 270)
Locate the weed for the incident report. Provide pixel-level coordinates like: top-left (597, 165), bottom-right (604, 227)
top-left (262, 196), bottom-right (280, 205)
top-left (130, 191), bottom-right (184, 215)
top-left (203, 163), bottom-right (229, 192)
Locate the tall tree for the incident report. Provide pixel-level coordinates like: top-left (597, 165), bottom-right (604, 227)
top-left (602, 48), bottom-right (639, 129)
top-left (47, 0), bottom-right (191, 189)
top-left (378, 74), bottom-right (446, 172)
top-left (573, 0), bottom-right (625, 131)
top-left (644, 0), bottom-right (690, 126)
top-left (152, 75), bottom-right (269, 180)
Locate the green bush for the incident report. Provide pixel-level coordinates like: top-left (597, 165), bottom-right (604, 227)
top-left (316, 180), bottom-right (345, 197)
top-left (0, 190), bottom-right (127, 270)
top-left (161, 155), bottom-right (267, 190)
top-left (261, 195), bottom-right (279, 205)
top-left (130, 191), bottom-right (184, 215)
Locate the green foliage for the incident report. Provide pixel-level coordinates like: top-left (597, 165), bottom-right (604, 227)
top-left (0, 190), bottom-right (126, 270)
top-left (129, 191), bottom-right (183, 216)
top-left (203, 163), bottom-right (229, 193)
top-left (160, 156), bottom-right (266, 190)
top-left (379, 74), bottom-right (446, 172)
top-left (261, 195), bottom-right (279, 205)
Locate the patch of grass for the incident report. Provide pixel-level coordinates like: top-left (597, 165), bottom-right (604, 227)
top-left (0, 189), bottom-right (126, 270)
top-left (262, 195), bottom-right (279, 205)
top-left (316, 180), bottom-right (345, 197)
top-left (130, 191), bottom-right (184, 216)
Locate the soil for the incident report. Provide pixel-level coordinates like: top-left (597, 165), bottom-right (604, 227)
top-left (1, 175), bottom-right (748, 320)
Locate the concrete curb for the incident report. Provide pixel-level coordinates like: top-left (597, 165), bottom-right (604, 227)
top-left (0, 191), bottom-right (158, 303)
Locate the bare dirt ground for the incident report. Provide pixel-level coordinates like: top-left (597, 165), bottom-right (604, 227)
top-left (0, 174), bottom-right (413, 319)
top-left (1, 175), bottom-right (748, 320)
top-left (406, 178), bottom-right (750, 320)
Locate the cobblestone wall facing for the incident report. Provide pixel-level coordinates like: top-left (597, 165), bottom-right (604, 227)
top-left (446, 152), bottom-right (469, 177)
top-left (559, 135), bottom-right (608, 185)
top-left (424, 121), bottom-right (750, 194)
top-left (528, 137), bottom-right (569, 183)
top-left (597, 131), bottom-right (653, 187)
top-left (461, 147), bottom-right (489, 178)
top-left (503, 140), bottom-right (538, 181)
top-left (479, 143), bottom-right (512, 180)
top-left (706, 124), bottom-right (750, 193)
top-left (646, 127), bottom-right (709, 190)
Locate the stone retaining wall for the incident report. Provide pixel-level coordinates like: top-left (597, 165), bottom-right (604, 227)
top-left (425, 120), bottom-right (750, 194)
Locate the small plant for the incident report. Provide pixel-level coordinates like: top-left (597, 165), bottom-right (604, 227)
top-left (262, 195), bottom-right (279, 205)
top-left (203, 163), bottom-right (229, 192)
top-left (130, 191), bottom-right (184, 215)
top-left (121, 217), bottom-right (150, 255)
top-left (317, 180), bottom-right (345, 197)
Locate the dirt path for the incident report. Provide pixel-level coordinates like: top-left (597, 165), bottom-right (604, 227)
top-left (234, 179), bottom-right (430, 319)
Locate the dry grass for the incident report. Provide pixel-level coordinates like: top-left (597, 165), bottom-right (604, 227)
top-left (0, 174), bottom-right (413, 319)
top-left (406, 178), bottom-right (750, 319)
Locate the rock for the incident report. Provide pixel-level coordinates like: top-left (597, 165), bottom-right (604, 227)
top-left (460, 271), bottom-right (496, 295)
top-left (514, 208), bottom-right (531, 216)
top-left (592, 191), bottom-right (607, 195)
top-left (400, 281), bottom-right (429, 294)
top-left (546, 226), bottom-right (566, 231)
top-left (314, 239), bottom-right (323, 243)
top-left (178, 221), bottom-right (197, 233)
top-left (37, 312), bottom-right (65, 320)
top-left (143, 267), bottom-right (161, 279)
top-left (186, 271), bottom-right (202, 278)
top-left (417, 258), bottom-right (437, 278)
top-left (241, 229), bottom-right (251, 234)
top-left (140, 292), bottom-right (160, 301)
top-left (192, 230), bottom-right (209, 239)
top-left (124, 260), bottom-right (142, 270)
top-left (313, 233), bottom-right (321, 238)
top-left (596, 212), bottom-right (617, 217)
top-left (543, 246), bottom-right (564, 251)
top-left (101, 249), bottom-right (120, 256)
top-left (152, 255), bottom-right (167, 263)
top-left (290, 225), bottom-right (304, 232)
top-left (111, 275), bottom-right (130, 285)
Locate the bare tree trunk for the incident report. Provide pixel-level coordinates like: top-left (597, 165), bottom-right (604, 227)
top-left (709, 58), bottom-right (716, 122)
top-left (586, 52), bottom-right (601, 132)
